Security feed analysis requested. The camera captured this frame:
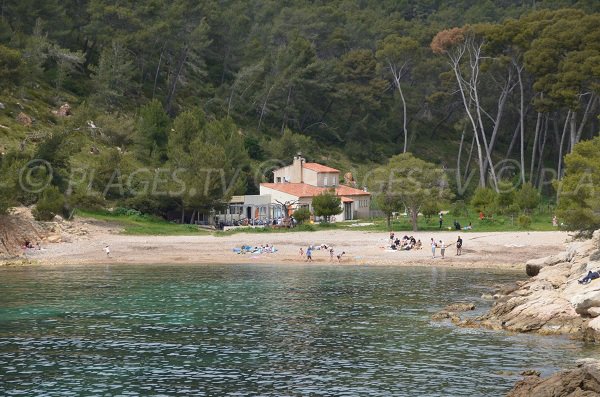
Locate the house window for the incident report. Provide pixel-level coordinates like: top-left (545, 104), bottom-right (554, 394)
top-left (276, 177), bottom-right (281, 183)
top-left (324, 176), bottom-right (328, 186)
top-left (333, 176), bottom-right (337, 185)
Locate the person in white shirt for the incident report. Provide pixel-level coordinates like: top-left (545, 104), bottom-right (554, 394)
top-left (104, 245), bottom-right (110, 257)
top-left (439, 240), bottom-right (446, 259)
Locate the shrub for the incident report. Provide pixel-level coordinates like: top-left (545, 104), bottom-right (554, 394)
top-left (450, 200), bottom-right (469, 217)
top-left (293, 207), bottom-right (311, 224)
top-left (33, 186), bottom-right (65, 221)
top-left (518, 214), bottom-right (532, 229)
top-left (470, 187), bottom-right (497, 213)
top-left (515, 183), bottom-right (540, 213)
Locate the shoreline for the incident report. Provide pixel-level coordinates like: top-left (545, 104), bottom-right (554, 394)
top-left (2, 228), bottom-right (571, 270)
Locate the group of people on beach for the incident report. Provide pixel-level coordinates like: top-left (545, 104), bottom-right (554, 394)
top-left (387, 232), bottom-right (463, 259)
top-left (429, 236), bottom-right (463, 259)
top-left (300, 244), bottom-right (345, 263)
top-left (389, 233), bottom-right (421, 251)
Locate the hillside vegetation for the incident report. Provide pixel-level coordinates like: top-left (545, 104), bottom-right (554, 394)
top-left (0, 0), bottom-right (598, 225)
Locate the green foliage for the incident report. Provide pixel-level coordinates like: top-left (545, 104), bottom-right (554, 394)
top-left (0, 45), bottom-right (23, 86)
top-left (0, 1), bottom-right (599, 223)
top-left (293, 207), bottom-right (311, 224)
top-left (518, 214), bottom-right (532, 229)
top-left (312, 190), bottom-right (342, 222)
top-left (514, 182), bottom-right (540, 213)
top-left (496, 180), bottom-right (516, 214)
top-left (267, 129), bottom-right (316, 160)
top-left (450, 200), bottom-right (469, 217)
top-left (33, 186), bottom-right (65, 221)
top-left (135, 100), bottom-right (170, 163)
top-left (369, 153), bottom-right (452, 231)
top-left (555, 136), bottom-right (600, 233)
top-left (89, 41), bottom-right (137, 109)
top-left (421, 200), bottom-right (440, 220)
top-left (471, 187), bottom-right (497, 213)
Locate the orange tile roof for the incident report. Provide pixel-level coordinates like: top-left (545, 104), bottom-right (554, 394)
top-left (260, 183), bottom-right (369, 198)
top-left (340, 196), bottom-right (354, 203)
top-left (303, 163), bottom-right (340, 173)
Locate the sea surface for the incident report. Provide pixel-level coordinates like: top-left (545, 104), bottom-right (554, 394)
top-left (0, 264), bottom-right (597, 396)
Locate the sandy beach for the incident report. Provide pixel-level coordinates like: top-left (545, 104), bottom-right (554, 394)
top-left (16, 218), bottom-right (570, 269)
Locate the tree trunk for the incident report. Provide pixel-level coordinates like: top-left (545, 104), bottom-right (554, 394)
top-left (529, 111), bottom-right (543, 182)
top-left (557, 110), bottom-right (572, 180)
top-left (410, 209), bottom-right (418, 232)
top-left (165, 45), bottom-right (189, 114)
top-left (535, 115), bottom-right (548, 187)
top-left (450, 55), bottom-right (486, 188)
top-left (516, 64), bottom-right (526, 184)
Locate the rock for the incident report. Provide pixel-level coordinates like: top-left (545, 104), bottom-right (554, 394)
top-left (507, 359), bottom-right (600, 397)
top-left (0, 102), bottom-right (5, 109)
top-left (583, 317), bottom-right (600, 342)
top-left (46, 234), bottom-right (61, 243)
top-left (571, 289), bottom-right (600, 315)
top-left (588, 307), bottom-right (600, 318)
top-left (444, 302), bottom-right (475, 312)
top-left (16, 112), bottom-right (32, 126)
top-left (520, 369), bottom-right (541, 377)
top-left (526, 252), bottom-right (568, 276)
top-left (432, 302), bottom-right (475, 321)
top-left (54, 103), bottom-right (71, 117)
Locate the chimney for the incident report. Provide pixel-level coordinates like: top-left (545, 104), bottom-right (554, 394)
top-left (292, 154), bottom-right (305, 183)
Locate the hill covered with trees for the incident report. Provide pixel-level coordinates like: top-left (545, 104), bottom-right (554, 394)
top-left (0, 0), bottom-right (598, 223)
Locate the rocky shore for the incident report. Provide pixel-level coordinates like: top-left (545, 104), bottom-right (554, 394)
top-left (433, 230), bottom-right (600, 396)
top-left (468, 230), bottom-right (600, 340)
top-left (506, 359), bottom-right (600, 396)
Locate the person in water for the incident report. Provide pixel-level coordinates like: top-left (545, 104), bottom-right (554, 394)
top-left (579, 270), bottom-right (600, 284)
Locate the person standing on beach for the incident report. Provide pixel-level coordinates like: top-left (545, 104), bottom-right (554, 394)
top-left (456, 236), bottom-right (463, 256)
top-left (306, 247), bottom-right (313, 262)
top-left (104, 245), bottom-right (110, 257)
top-left (329, 248), bottom-right (335, 262)
top-left (439, 240), bottom-right (446, 259)
top-left (299, 247), bottom-right (304, 257)
top-left (430, 238), bottom-right (436, 259)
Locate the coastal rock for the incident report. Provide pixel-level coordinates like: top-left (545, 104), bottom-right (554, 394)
top-left (588, 307), bottom-right (600, 318)
top-left (432, 302), bottom-right (475, 321)
top-left (506, 359), bottom-right (600, 396)
top-left (570, 288), bottom-right (600, 315)
top-left (582, 318), bottom-right (600, 342)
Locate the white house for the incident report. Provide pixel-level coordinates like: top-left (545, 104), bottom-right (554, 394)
top-left (260, 156), bottom-right (370, 221)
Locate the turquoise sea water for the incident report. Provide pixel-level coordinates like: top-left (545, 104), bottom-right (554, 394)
top-left (0, 264), bottom-right (597, 396)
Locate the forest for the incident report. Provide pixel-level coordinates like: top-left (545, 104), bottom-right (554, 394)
top-left (0, 0), bottom-right (598, 230)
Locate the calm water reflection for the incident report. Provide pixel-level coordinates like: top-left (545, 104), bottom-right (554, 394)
top-left (0, 264), bottom-right (596, 396)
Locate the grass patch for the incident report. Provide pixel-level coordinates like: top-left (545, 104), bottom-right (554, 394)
top-left (75, 209), bottom-right (209, 236)
top-left (339, 211), bottom-right (557, 232)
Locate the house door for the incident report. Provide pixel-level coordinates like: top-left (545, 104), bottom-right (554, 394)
top-left (344, 203), bottom-right (352, 220)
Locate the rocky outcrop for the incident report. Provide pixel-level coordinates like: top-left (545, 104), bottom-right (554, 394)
top-left (16, 111), bottom-right (32, 126)
top-left (475, 230), bottom-right (600, 339)
top-left (432, 302), bottom-right (475, 322)
top-left (0, 207), bottom-right (88, 259)
top-left (52, 103), bottom-right (71, 117)
top-left (506, 359), bottom-right (600, 396)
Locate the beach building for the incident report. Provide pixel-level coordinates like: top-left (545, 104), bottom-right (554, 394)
top-left (216, 156), bottom-right (371, 226)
